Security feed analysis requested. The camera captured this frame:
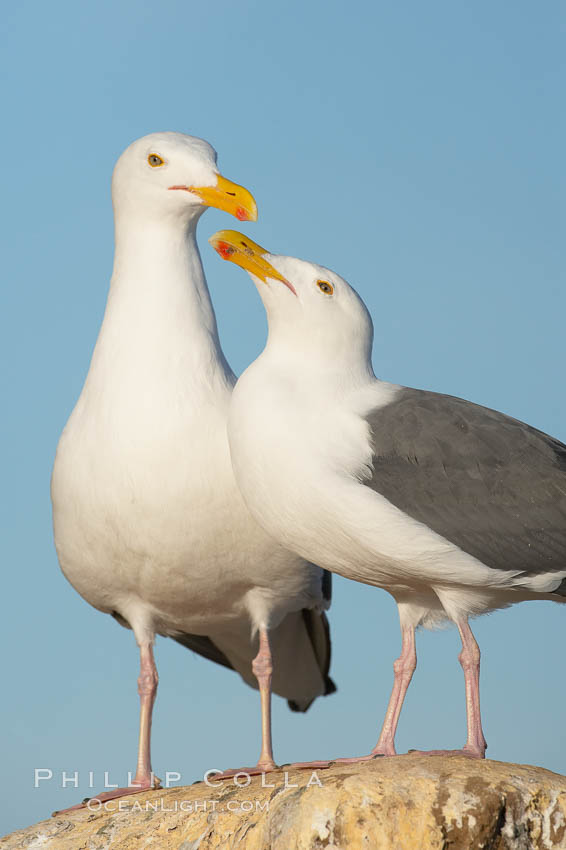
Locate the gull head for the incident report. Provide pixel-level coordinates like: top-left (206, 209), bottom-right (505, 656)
top-left (112, 132), bottom-right (257, 223)
top-left (210, 230), bottom-right (374, 375)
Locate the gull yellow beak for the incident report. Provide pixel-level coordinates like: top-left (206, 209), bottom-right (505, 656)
top-left (209, 230), bottom-right (297, 295)
top-left (169, 175), bottom-right (258, 222)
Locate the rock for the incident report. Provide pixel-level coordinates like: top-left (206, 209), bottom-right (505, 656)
top-left (2, 755), bottom-right (566, 849)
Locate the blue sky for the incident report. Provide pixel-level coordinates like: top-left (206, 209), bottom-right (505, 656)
top-left (2, 0), bottom-right (565, 837)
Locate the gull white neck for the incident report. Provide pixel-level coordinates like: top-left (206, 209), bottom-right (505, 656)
top-left (111, 209), bottom-right (218, 338)
top-left (84, 209), bottom-right (233, 401)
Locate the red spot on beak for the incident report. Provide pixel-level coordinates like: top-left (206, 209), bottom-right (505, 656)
top-left (216, 241), bottom-right (235, 259)
top-left (236, 207), bottom-right (249, 221)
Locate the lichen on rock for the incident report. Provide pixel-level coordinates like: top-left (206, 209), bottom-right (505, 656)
top-left (2, 755), bottom-right (566, 849)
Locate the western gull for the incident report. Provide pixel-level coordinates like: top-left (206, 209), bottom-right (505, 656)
top-left (51, 134), bottom-right (335, 811)
top-left (211, 229), bottom-right (566, 763)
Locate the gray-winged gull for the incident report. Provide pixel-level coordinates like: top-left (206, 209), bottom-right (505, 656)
top-left (51, 136), bottom-right (335, 811)
top-left (211, 229), bottom-right (566, 763)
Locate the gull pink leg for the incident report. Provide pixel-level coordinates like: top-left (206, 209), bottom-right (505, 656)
top-left (291, 623), bottom-right (417, 770)
top-left (215, 627), bottom-right (278, 780)
top-left (458, 619), bottom-right (487, 757)
top-left (370, 623), bottom-right (416, 756)
top-left (53, 642), bottom-right (160, 815)
top-left (330, 624), bottom-right (417, 765)
top-left (253, 627), bottom-right (277, 771)
top-left (411, 618), bottom-right (487, 758)
top-left (130, 642), bottom-right (160, 783)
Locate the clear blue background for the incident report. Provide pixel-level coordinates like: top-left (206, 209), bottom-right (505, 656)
top-left (2, 0), bottom-right (565, 837)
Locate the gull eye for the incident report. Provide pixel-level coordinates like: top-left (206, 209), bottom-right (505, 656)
top-left (148, 154), bottom-right (164, 168)
top-left (316, 279), bottom-right (334, 295)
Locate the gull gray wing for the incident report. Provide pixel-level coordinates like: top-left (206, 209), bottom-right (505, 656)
top-left (173, 615), bottom-right (336, 713)
top-left (287, 610), bottom-right (336, 712)
top-left (286, 571), bottom-right (334, 711)
top-left (366, 387), bottom-right (566, 585)
top-left (322, 569), bottom-right (332, 606)
top-left (111, 610), bottom-right (236, 671)
top-left (171, 633), bottom-right (235, 670)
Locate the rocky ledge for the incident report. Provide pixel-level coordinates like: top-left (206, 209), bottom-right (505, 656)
top-left (2, 755), bottom-right (566, 849)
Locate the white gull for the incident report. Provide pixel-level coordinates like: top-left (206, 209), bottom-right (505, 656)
top-left (213, 229), bottom-right (566, 763)
top-left (51, 135), bottom-right (334, 810)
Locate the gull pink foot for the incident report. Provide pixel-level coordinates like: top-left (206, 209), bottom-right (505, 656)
top-left (285, 759), bottom-right (334, 770)
top-left (53, 779), bottom-right (159, 815)
top-left (212, 761), bottom-right (279, 781)
top-left (408, 746), bottom-right (485, 759)
top-left (288, 751), bottom-right (389, 770)
top-left (331, 751), bottom-right (391, 764)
